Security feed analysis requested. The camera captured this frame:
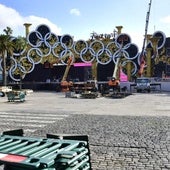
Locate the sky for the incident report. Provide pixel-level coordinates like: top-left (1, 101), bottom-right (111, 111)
top-left (0, 0), bottom-right (170, 50)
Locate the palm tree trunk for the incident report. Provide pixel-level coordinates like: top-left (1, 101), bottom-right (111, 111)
top-left (2, 50), bottom-right (7, 86)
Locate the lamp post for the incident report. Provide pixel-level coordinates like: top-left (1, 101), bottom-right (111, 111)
top-left (23, 23), bottom-right (32, 37)
top-left (116, 26), bottom-right (123, 34)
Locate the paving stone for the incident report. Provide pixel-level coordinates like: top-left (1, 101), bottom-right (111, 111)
top-left (0, 92), bottom-right (170, 169)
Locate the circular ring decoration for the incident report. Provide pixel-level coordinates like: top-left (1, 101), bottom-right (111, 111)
top-left (8, 56), bottom-right (35, 81)
top-left (124, 43), bottom-right (139, 60)
top-left (9, 56), bottom-right (18, 71)
top-left (7, 23), bottom-right (144, 82)
top-left (106, 41), bottom-right (118, 55)
top-left (80, 47), bottom-right (96, 63)
top-left (74, 39), bottom-right (88, 55)
top-left (19, 56), bottom-right (35, 74)
top-left (36, 24), bottom-right (51, 39)
top-left (60, 50), bottom-right (74, 65)
top-left (27, 48), bottom-right (43, 64)
top-left (39, 42), bottom-right (52, 57)
top-left (27, 31), bottom-right (43, 47)
top-left (60, 34), bottom-right (74, 49)
top-left (0, 56), bottom-right (17, 71)
top-left (44, 32), bottom-right (54, 48)
top-left (59, 43), bottom-right (68, 58)
top-left (115, 33), bottom-right (131, 49)
top-left (46, 33), bottom-right (59, 48)
top-left (112, 49), bottom-right (130, 64)
top-left (152, 31), bottom-right (166, 49)
top-left (121, 60), bottom-right (138, 76)
top-left (51, 42), bottom-right (61, 58)
top-left (11, 37), bottom-right (26, 56)
top-left (137, 52), bottom-right (147, 67)
top-left (13, 48), bottom-right (26, 57)
top-left (96, 48), bottom-right (112, 65)
top-left (89, 40), bottom-right (105, 56)
top-left (9, 65), bottom-right (21, 82)
top-left (18, 64), bottom-right (27, 74)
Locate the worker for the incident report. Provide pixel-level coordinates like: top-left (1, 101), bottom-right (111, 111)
top-left (108, 78), bottom-right (120, 92)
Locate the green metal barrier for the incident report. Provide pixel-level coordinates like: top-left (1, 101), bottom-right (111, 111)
top-left (0, 130), bottom-right (91, 170)
top-left (7, 91), bottom-right (25, 102)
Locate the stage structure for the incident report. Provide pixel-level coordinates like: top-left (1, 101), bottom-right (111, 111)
top-left (0, 24), bottom-right (168, 82)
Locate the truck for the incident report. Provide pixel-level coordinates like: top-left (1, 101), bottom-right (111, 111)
top-left (136, 77), bottom-right (151, 93)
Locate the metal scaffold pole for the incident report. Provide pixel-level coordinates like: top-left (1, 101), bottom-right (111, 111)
top-left (142, 0), bottom-right (152, 53)
top-left (139, 0), bottom-right (152, 77)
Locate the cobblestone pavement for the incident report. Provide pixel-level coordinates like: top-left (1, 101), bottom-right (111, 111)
top-left (0, 92), bottom-right (170, 169)
top-left (32, 115), bottom-right (170, 170)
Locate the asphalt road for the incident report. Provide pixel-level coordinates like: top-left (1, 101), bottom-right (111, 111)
top-left (0, 91), bottom-right (170, 169)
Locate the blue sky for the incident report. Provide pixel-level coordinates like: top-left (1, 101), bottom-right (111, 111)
top-left (0, 0), bottom-right (170, 50)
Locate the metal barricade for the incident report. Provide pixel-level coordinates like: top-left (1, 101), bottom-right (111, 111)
top-left (0, 130), bottom-right (91, 170)
top-left (7, 91), bottom-right (25, 102)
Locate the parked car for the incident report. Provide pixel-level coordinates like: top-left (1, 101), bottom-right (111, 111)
top-left (0, 86), bottom-right (12, 97)
top-left (135, 77), bottom-right (151, 93)
top-left (0, 91), bottom-right (5, 97)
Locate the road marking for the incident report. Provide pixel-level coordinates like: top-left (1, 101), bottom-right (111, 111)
top-left (0, 122), bottom-right (50, 127)
top-left (0, 115), bottom-right (65, 120)
top-left (0, 111), bottom-right (69, 133)
top-left (0, 118), bottom-right (58, 123)
top-left (0, 112), bottom-right (69, 117)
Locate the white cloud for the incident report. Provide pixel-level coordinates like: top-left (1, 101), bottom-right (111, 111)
top-left (129, 32), bottom-right (144, 51)
top-left (0, 4), bottom-right (62, 37)
top-left (25, 15), bottom-right (62, 35)
top-left (70, 8), bottom-right (81, 16)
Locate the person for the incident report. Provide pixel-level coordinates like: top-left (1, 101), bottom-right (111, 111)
top-left (108, 78), bottom-right (120, 92)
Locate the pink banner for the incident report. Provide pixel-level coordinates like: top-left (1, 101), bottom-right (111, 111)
top-left (74, 62), bottom-right (92, 67)
top-left (120, 70), bottom-right (128, 82)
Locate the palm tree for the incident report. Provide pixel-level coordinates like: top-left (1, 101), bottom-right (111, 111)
top-left (0, 27), bottom-right (14, 86)
top-left (3, 27), bottom-right (13, 36)
top-left (14, 36), bottom-right (27, 89)
top-left (14, 36), bottom-right (27, 52)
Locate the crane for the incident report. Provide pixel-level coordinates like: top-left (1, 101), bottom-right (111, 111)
top-left (60, 56), bottom-right (74, 92)
top-left (108, 60), bottom-right (120, 92)
top-left (138, 0), bottom-right (152, 77)
top-left (108, 47), bottom-right (123, 92)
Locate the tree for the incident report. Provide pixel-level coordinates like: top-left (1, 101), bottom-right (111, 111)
top-left (14, 36), bottom-right (27, 89)
top-left (3, 27), bottom-right (13, 36)
top-left (14, 36), bottom-right (27, 52)
top-left (0, 27), bottom-right (14, 86)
